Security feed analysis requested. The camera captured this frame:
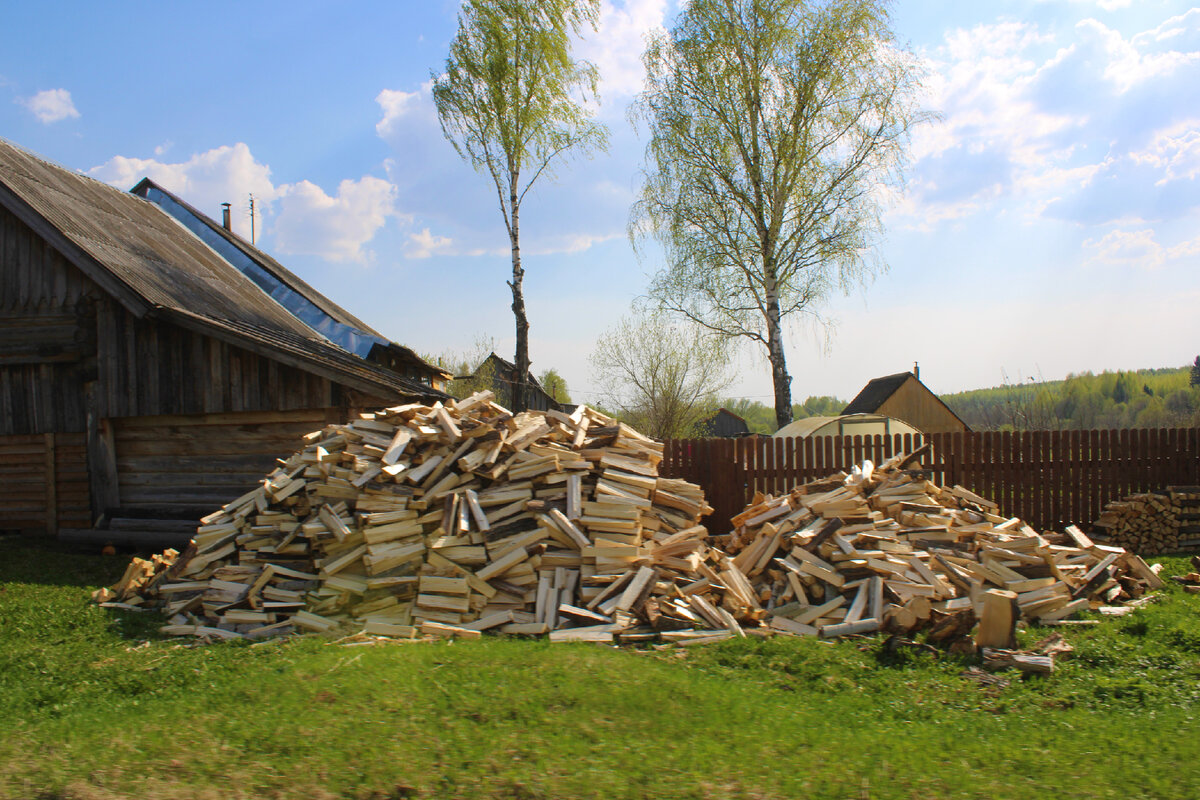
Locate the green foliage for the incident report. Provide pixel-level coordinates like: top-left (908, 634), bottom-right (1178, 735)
top-left (590, 310), bottom-right (732, 439)
top-left (634, 0), bottom-right (928, 429)
top-left (538, 368), bottom-right (571, 404)
top-left (432, 0), bottom-right (605, 211)
top-left (719, 398), bottom-right (778, 434)
top-left (430, 335), bottom-right (500, 400)
top-left (432, 0), bottom-right (607, 412)
top-left (713, 396), bottom-right (849, 434)
top-left (6, 540), bottom-right (1200, 799)
top-left (793, 395), bottom-right (847, 419)
top-left (944, 366), bottom-right (1199, 430)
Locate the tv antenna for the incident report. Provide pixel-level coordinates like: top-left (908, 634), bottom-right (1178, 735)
top-left (247, 193), bottom-right (256, 246)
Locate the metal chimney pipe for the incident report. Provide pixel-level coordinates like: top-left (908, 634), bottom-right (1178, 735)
top-left (221, 203), bottom-right (232, 231)
top-left (914, 361), bottom-right (920, 381)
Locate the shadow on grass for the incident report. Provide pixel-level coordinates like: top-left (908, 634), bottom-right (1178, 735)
top-left (0, 535), bottom-right (129, 589)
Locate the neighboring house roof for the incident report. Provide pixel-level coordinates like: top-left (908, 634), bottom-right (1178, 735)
top-left (714, 408), bottom-right (748, 425)
top-left (0, 137), bottom-right (445, 401)
top-left (842, 372), bottom-right (912, 415)
top-left (482, 352), bottom-right (547, 391)
top-left (698, 408), bottom-right (752, 437)
top-left (471, 353), bottom-right (560, 411)
top-left (842, 371), bottom-right (968, 432)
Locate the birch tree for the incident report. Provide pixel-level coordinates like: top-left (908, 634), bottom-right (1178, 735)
top-left (632, 0), bottom-right (925, 428)
top-left (433, 0), bottom-right (606, 411)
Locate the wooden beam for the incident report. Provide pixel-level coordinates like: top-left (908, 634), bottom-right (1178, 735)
top-left (84, 384), bottom-right (119, 524)
top-left (43, 432), bottom-right (57, 537)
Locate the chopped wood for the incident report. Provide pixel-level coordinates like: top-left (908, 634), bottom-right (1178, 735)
top-left (98, 419), bottom-right (1163, 649)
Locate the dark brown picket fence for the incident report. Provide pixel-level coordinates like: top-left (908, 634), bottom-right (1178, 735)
top-left (660, 428), bottom-right (1200, 536)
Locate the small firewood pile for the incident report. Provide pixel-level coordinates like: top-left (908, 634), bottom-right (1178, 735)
top-left (1091, 487), bottom-right (1200, 555)
top-left (717, 454), bottom-right (1165, 648)
top-left (95, 401), bottom-right (1166, 647)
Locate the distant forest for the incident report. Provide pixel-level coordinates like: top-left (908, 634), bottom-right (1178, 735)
top-left (716, 363), bottom-right (1200, 435)
top-left (941, 364), bottom-right (1199, 431)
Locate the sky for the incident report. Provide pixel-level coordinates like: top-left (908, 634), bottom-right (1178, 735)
top-left (1, 0), bottom-right (1197, 407)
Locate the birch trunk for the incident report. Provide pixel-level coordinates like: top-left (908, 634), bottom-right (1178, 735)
top-left (508, 180), bottom-right (530, 413)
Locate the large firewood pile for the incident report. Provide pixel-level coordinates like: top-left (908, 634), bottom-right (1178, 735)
top-left (95, 397), bottom-right (1165, 647)
top-left (97, 393), bottom-right (722, 643)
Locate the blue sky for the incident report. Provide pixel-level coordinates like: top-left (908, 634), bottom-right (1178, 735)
top-left (2, 1), bottom-right (1197, 405)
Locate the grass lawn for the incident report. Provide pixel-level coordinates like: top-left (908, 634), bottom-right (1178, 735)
top-left (3, 534), bottom-right (1200, 800)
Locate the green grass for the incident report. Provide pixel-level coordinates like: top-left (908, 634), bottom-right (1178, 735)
top-left (4, 535), bottom-right (1200, 800)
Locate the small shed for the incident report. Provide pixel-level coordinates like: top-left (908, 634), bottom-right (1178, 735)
top-left (468, 353), bottom-right (561, 413)
top-left (773, 414), bottom-right (921, 439)
top-left (842, 370), bottom-right (968, 434)
top-left (0, 138), bottom-right (449, 544)
top-left (697, 408), bottom-right (752, 438)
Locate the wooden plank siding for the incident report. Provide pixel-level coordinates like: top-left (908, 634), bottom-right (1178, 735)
top-left (94, 299), bottom-right (344, 420)
top-left (0, 432), bottom-right (90, 532)
top-left (661, 428), bottom-right (1200, 536)
top-left (0, 203), bottom-right (97, 312)
top-left (111, 409), bottom-right (330, 516)
top-left (1, 204), bottom-right (99, 436)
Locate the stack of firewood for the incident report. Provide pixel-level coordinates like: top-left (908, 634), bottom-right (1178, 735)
top-left (1092, 487), bottom-right (1200, 555)
top-left (717, 458), bottom-right (1165, 646)
top-left (97, 393), bottom-right (724, 643)
top-left (95, 401), bottom-right (1166, 647)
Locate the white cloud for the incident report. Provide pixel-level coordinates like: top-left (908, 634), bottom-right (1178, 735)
top-left (1132, 8), bottom-right (1200, 46)
top-left (90, 143), bottom-right (399, 262)
top-left (578, 0), bottom-right (668, 101)
top-left (274, 177), bottom-right (399, 263)
top-left (89, 143), bottom-right (276, 239)
top-left (1041, 0), bottom-right (1131, 10)
top-left (891, 21), bottom-right (1088, 228)
top-left (1075, 18), bottom-right (1200, 93)
top-left (893, 8), bottom-right (1200, 234)
top-left (1130, 119), bottom-right (1200, 185)
top-left (375, 86), bottom-right (430, 139)
top-left (404, 228), bottom-right (455, 259)
top-left (525, 230), bottom-right (622, 256)
top-left (21, 88), bottom-right (80, 123)
top-left (1082, 228), bottom-right (1200, 268)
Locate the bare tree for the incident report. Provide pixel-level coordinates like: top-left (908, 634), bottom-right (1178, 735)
top-left (590, 310), bottom-right (732, 439)
top-left (631, 0), bottom-right (927, 429)
top-left (433, 0), bottom-right (607, 412)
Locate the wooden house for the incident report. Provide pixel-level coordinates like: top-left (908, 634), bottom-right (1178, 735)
top-left (697, 408), bottom-right (752, 438)
top-left (0, 138), bottom-right (449, 544)
top-left (842, 370), bottom-right (968, 435)
top-left (467, 352), bottom-right (561, 413)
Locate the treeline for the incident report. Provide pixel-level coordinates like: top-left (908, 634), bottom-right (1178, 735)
top-left (721, 396), bottom-right (848, 435)
top-left (942, 365), bottom-right (1199, 431)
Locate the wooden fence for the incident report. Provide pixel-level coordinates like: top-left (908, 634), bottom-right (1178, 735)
top-left (660, 428), bottom-right (1200, 536)
top-left (0, 432), bottom-right (91, 534)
